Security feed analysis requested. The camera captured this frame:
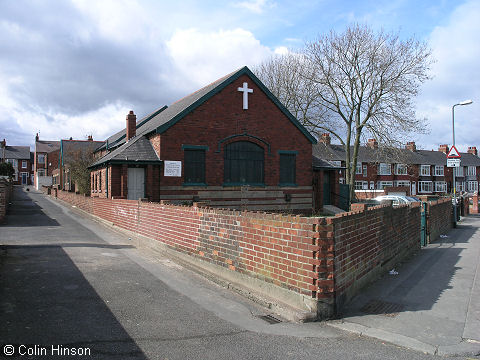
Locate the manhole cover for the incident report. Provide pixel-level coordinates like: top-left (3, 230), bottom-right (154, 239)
top-left (360, 299), bottom-right (404, 317)
top-left (257, 314), bottom-right (282, 324)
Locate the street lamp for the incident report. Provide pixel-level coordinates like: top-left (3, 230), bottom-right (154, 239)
top-left (452, 99), bottom-right (473, 227)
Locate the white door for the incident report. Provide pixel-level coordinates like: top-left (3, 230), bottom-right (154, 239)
top-left (127, 168), bottom-right (145, 200)
top-left (411, 182), bottom-right (416, 196)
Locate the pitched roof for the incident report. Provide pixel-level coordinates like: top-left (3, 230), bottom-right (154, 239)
top-left (2, 145), bottom-right (31, 160)
top-left (458, 152), bottom-right (480, 166)
top-left (35, 140), bottom-right (60, 153)
top-left (90, 135), bottom-right (159, 168)
top-left (91, 66), bottom-right (317, 168)
top-left (95, 106), bottom-right (168, 152)
top-left (130, 66), bottom-right (316, 143)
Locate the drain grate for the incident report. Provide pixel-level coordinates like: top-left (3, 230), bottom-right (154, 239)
top-left (360, 299), bottom-right (404, 317)
top-left (257, 314), bottom-right (282, 324)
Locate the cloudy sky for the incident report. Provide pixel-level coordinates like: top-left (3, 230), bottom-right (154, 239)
top-left (0, 0), bottom-right (478, 152)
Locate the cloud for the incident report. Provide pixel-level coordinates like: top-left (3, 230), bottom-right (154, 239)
top-left (233, 0), bottom-right (276, 14)
top-left (416, 0), bottom-right (480, 151)
top-left (166, 28), bottom-right (273, 89)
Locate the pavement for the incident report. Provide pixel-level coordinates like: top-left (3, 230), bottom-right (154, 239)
top-left (1, 186), bottom-right (479, 359)
top-left (329, 213), bottom-right (480, 357)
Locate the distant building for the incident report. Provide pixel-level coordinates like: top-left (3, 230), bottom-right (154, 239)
top-left (0, 139), bottom-right (33, 185)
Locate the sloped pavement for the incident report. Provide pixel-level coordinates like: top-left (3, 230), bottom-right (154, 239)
top-left (329, 214), bottom-right (480, 357)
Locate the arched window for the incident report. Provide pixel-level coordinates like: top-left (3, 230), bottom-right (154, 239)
top-left (224, 141), bottom-right (264, 185)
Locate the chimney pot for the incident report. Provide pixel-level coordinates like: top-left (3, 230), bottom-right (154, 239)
top-left (126, 111), bottom-right (137, 141)
top-left (406, 141), bottom-right (416, 152)
top-left (320, 133), bottom-right (331, 146)
top-left (367, 138), bottom-right (378, 149)
top-left (87, 135), bottom-right (93, 141)
top-left (438, 144), bottom-right (449, 154)
top-left (468, 146), bottom-right (478, 156)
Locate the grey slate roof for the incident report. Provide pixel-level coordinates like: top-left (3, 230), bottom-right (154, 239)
top-left (313, 156), bottom-right (345, 169)
top-left (458, 152), bottom-right (480, 166)
top-left (90, 135), bottom-right (159, 167)
top-left (2, 145), bottom-right (31, 159)
top-left (35, 140), bottom-right (60, 153)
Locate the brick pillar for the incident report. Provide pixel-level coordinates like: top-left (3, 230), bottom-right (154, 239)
top-left (472, 194), bottom-right (478, 214)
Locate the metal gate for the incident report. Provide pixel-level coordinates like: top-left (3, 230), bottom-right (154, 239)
top-left (420, 202), bottom-right (427, 246)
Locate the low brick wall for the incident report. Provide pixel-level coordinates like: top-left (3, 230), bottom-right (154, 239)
top-left (322, 204), bottom-right (421, 312)
top-left (426, 198), bottom-right (453, 243)
top-left (52, 190), bottom-right (438, 319)
top-left (0, 177), bottom-right (13, 223)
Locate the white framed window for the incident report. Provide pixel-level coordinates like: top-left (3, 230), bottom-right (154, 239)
top-left (330, 160), bottom-right (341, 167)
top-left (395, 180), bottom-right (411, 188)
top-left (394, 164), bottom-right (408, 175)
top-left (467, 166), bottom-right (476, 176)
top-left (356, 162), bottom-right (362, 174)
top-left (6, 159), bottom-right (18, 168)
top-left (355, 181), bottom-right (368, 190)
top-left (418, 181), bottom-right (433, 193)
top-left (37, 169), bottom-right (46, 177)
top-left (22, 160), bottom-right (27, 168)
top-left (377, 181), bottom-right (393, 190)
top-left (370, 181), bottom-right (375, 190)
top-left (420, 165), bottom-right (431, 176)
top-left (38, 154), bottom-right (45, 164)
top-left (455, 166), bottom-right (464, 177)
top-left (457, 182), bottom-right (465, 192)
top-left (378, 163), bottom-right (391, 175)
top-left (435, 181), bottom-right (447, 193)
top-left (467, 181), bottom-right (478, 192)
top-left (363, 165), bottom-right (367, 177)
top-left (434, 165), bottom-right (444, 176)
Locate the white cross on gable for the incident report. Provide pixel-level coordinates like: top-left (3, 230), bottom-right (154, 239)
top-left (237, 82), bottom-right (253, 110)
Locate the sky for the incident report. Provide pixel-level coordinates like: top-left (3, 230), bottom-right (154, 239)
top-left (0, 0), bottom-right (478, 153)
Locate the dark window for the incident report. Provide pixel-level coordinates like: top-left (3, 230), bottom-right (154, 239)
top-left (224, 141), bottom-right (264, 184)
top-left (279, 153), bottom-right (296, 185)
top-left (184, 149), bottom-right (206, 184)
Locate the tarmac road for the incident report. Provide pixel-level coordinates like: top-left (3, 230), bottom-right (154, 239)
top-left (0, 187), bottom-right (473, 360)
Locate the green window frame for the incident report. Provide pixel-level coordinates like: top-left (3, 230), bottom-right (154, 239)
top-left (224, 141), bottom-right (264, 186)
top-left (279, 151), bottom-right (297, 186)
top-left (183, 145), bottom-right (207, 185)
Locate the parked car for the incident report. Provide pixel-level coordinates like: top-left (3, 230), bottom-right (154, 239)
top-left (373, 195), bottom-right (421, 207)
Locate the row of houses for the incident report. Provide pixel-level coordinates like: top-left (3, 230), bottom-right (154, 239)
top-left (2, 66), bottom-right (480, 212)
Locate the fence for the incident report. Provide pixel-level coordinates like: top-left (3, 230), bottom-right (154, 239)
top-left (0, 177), bottom-right (13, 223)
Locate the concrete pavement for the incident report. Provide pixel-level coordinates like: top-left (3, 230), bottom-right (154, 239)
top-left (329, 213), bottom-right (480, 357)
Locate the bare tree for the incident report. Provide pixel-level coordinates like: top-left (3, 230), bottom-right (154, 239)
top-left (256, 24), bottom-right (432, 201)
top-left (68, 149), bottom-right (94, 195)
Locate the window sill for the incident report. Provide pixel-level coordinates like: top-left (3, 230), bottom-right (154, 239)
top-left (182, 183), bottom-right (208, 187)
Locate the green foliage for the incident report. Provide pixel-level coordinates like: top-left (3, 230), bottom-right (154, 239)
top-left (0, 162), bottom-right (14, 177)
top-left (68, 150), bottom-right (94, 195)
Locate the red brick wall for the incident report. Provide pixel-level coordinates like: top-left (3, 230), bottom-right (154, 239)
top-left (426, 198), bottom-right (452, 243)
top-left (0, 178), bottom-right (13, 222)
top-left (321, 203), bottom-right (421, 311)
top-left (53, 189), bottom-right (438, 319)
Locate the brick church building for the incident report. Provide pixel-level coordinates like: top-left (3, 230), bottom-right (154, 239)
top-left (89, 66), bottom-right (334, 213)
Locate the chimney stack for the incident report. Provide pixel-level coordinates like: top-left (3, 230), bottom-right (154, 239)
top-left (367, 138), bottom-right (378, 149)
top-left (126, 110), bottom-right (136, 141)
top-left (320, 133), bottom-right (331, 146)
top-left (438, 144), bottom-right (449, 154)
top-left (35, 133), bottom-right (39, 142)
top-left (468, 146), bottom-right (478, 156)
top-left (406, 141), bottom-right (416, 152)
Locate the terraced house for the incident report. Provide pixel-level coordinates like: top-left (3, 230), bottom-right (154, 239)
top-left (0, 139), bottom-right (33, 185)
top-left (314, 134), bottom-right (480, 196)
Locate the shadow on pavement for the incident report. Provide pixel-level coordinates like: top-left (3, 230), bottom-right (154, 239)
top-left (0, 244), bottom-right (147, 359)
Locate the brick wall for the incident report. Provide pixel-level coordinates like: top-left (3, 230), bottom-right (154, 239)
top-left (53, 189), bottom-right (433, 319)
top-left (426, 198), bottom-right (452, 243)
top-left (0, 177), bottom-right (13, 223)
top-left (320, 203), bottom-right (421, 313)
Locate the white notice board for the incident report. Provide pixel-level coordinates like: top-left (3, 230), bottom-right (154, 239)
top-left (164, 161), bottom-right (182, 177)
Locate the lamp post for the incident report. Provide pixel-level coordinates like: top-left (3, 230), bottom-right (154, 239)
top-left (452, 99), bottom-right (473, 227)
